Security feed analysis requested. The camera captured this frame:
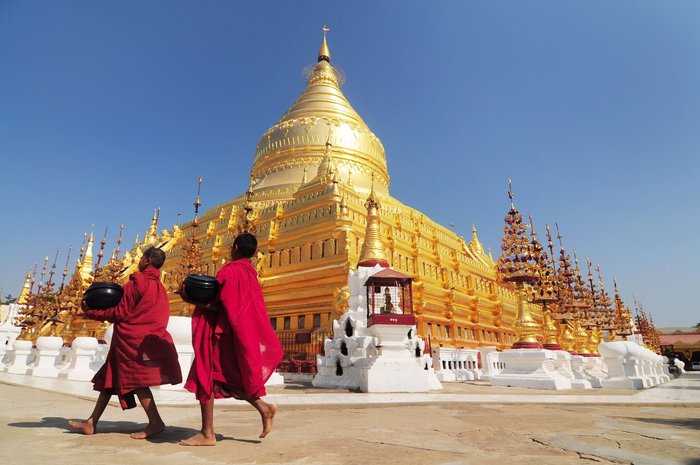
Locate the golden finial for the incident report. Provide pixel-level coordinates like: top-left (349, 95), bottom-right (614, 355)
top-left (114, 223), bottom-right (124, 258)
top-left (80, 228), bottom-right (95, 282)
top-left (316, 139), bottom-right (338, 182)
top-left (38, 255), bottom-right (49, 294)
top-left (194, 177), bottom-right (202, 214)
top-left (339, 191), bottom-right (348, 215)
top-left (29, 262), bottom-right (37, 294)
top-left (180, 177), bottom-right (205, 278)
top-left (301, 166), bottom-right (308, 184)
top-left (318, 25), bottom-right (331, 62)
top-left (78, 231), bottom-right (87, 262)
top-left (17, 268), bottom-right (33, 304)
top-left (469, 224), bottom-right (484, 255)
top-left (95, 226), bottom-right (108, 270)
top-left (47, 248), bottom-right (60, 289)
top-left (595, 264), bottom-right (613, 329)
top-left (242, 176), bottom-right (255, 232)
top-left (368, 171), bottom-right (377, 203)
top-left (59, 246), bottom-right (72, 292)
top-left (358, 172), bottom-right (388, 268)
top-left (545, 224), bottom-right (555, 257)
top-left (584, 257), bottom-right (597, 319)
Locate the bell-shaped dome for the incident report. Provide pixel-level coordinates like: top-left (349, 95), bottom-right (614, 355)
top-left (251, 33), bottom-right (389, 196)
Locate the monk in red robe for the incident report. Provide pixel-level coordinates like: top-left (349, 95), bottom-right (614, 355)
top-left (68, 247), bottom-right (182, 439)
top-left (180, 233), bottom-right (283, 446)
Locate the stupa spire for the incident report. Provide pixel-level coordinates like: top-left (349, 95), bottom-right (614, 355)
top-left (146, 208), bottom-right (160, 244)
top-left (17, 269), bottom-right (33, 304)
top-left (318, 25), bottom-right (331, 62)
top-left (80, 227), bottom-right (95, 283)
top-left (469, 224), bottom-right (484, 255)
top-left (315, 139), bottom-right (339, 184)
top-left (358, 173), bottom-right (389, 268)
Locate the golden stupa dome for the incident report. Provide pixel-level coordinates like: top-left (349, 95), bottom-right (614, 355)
top-left (251, 31), bottom-right (389, 196)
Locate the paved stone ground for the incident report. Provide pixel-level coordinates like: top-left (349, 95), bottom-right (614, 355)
top-left (2, 374), bottom-right (700, 465)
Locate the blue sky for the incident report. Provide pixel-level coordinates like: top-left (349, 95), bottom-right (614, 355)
top-left (1, 1), bottom-right (698, 327)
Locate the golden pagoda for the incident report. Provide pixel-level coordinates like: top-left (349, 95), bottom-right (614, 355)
top-left (13, 30), bottom-right (531, 352)
top-left (150, 30), bottom-right (522, 350)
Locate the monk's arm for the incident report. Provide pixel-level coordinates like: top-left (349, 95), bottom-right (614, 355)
top-left (218, 270), bottom-right (243, 323)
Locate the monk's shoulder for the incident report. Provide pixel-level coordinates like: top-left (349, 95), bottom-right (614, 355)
top-left (218, 260), bottom-right (254, 283)
top-left (129, 272), bottom-right (145, 284)
top-left (127, 272), bottom-right (146, 295)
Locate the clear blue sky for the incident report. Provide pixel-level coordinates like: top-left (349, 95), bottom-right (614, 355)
top-left (1, 1), bottom-right (698, 327)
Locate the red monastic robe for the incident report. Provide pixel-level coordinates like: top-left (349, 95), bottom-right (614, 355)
top-left (85, 267), bottom-right (182, 409)
top-left (184, 258), bottom-right (283, 403)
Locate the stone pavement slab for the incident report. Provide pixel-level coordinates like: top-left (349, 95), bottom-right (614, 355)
top-left (1, 379), bottom-right (700, 465)
top-left (2, 371), bottom-right (700, 407)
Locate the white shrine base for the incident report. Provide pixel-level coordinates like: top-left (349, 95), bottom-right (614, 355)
top-left (558, 353), bottom-right (594, 389)
top-left (313, 265), bottom-right (440, 393)
top-left (578, 355), bottom-right (606, 388)
top-left (361, 324), bottom-right (430, 392)
top-left (490, 348), bottom-right (573, 390)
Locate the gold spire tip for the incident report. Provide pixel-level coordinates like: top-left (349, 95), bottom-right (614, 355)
top-left (318, 25), bottom-right (331, 62)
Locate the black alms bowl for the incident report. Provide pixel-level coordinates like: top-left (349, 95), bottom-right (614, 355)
top-left (183, 274), bottom-right (219, 305)
top-left (83, 282), bottom-right (124, 310)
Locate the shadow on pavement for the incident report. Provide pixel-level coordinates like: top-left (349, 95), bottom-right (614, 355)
top-left (630, 417), bottom-right (700, 430)
top-left (9, 416), bottom-right (84, 431)
top-left (7, 417), bottom-right (261, 444)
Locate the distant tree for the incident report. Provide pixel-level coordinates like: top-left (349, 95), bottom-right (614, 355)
top-left (3, 294), bottom-right (17, 305)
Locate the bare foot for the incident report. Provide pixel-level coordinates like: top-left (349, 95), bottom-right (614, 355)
top-left (130, 422), bottom-right (166, 439)
top-left (259, 403), bottom-right (277, 438)
top-left (179, 432), bottom-right (216, 446)
top-left (68, 419), bottom-right (96, 435)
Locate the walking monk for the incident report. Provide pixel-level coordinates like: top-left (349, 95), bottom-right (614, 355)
top-left (180, 233), bottom-right (283, 446)
top-left (68, 247), bottom-right (182, 439)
